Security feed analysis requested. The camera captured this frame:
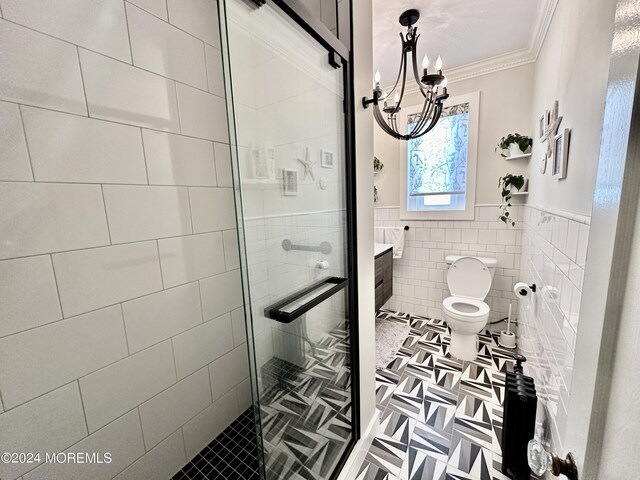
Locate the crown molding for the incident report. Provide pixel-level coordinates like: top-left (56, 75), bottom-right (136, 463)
top-left (384, 0), bottom-right (559, 94)
top-left (530, 0), bottom-right (559, 59)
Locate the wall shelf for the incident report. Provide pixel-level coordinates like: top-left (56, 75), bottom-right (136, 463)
top-left (243, 178), bottom-right (279, 185)
top-left (504, 153), bottom-right (532, 161)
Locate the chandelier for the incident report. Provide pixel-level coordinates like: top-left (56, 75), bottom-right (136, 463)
top-left (363, 9), bottom-right (449, 141)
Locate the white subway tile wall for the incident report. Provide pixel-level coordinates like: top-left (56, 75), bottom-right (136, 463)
top-left (517, 205), bottom-right (589, 455)
top-left (374, 205), bottom-right (524, 324)
top-left (0, 2), bottom-right (248, 479)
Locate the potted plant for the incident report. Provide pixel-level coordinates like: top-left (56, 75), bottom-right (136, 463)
top-left (374, 156), bottom-right (384, 203)
top-left (496, 133), bottom-right (533, 157)
top-left (498, 174), bottom-right (525, 226)
top-left (374, 156), bottom-right (384, 174)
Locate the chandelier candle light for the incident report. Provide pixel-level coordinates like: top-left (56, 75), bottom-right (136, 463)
top-left (363, 9), bottom-right (449, 140)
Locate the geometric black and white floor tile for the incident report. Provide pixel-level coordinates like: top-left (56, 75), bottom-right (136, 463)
top-left (259, 326), bottom-right (353, 480)
top-left (358, 310), bottom-right (516, 480)
top-left (172, 323), bottom-right (352, 480)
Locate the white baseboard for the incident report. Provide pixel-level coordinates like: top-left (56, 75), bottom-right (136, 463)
top-left (336, 410), bottom-right (380, 480)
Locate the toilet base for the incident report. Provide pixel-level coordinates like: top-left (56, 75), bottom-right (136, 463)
top-left (449, 331), bottom-right (478, 361)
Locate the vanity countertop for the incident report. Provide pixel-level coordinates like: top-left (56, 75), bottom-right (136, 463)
top-left (374, 243), bottom-right (394, 258)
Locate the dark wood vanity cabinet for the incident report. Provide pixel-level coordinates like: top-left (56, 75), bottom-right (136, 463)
top-left (375, 248), bottom-right (393, 310)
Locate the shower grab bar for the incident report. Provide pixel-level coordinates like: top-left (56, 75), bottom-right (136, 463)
top-left (282, 239), bottom-right (332, 254)
top-left (264, 276), bottom-right (348, 323)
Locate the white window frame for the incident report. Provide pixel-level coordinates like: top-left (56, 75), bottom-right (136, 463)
top-left (399, 91), bottom-right (480, 220)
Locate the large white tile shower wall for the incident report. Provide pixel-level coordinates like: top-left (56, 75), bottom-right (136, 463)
top-left (0, 2), bottom-right (248, 480)
top-left (374, 205), bottom-right (523, 324)
top-left (517, 205), bottom-right (589, 453)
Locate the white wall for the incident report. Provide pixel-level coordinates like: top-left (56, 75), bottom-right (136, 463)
top-left (353, 0), bottom-right (378, 444)
top-left (373, 63), bottom-right (534, 207)
top-left (0, 2), bottom-right (249, 479)
top-left (516, 0), bottom-right (616, 465)
top-left (526, 0), bottom-right (616, 216)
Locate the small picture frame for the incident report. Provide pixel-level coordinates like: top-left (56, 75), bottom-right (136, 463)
top-left (538, 114), bottom-right (545, 139)
top-left (552, 128), bottom-right (570, 179)
top-left (320, 150), bottom-right (334, 168)
top-left (283, 168), bottom-right (298, 196)
top-left (251, 147), bottom-right (268, 179)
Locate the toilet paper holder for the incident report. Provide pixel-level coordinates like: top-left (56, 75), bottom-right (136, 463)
top-left (515, 283), bottom-right (537, 296)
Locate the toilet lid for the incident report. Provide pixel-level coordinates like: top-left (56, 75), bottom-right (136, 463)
top-left (447, 256), bottom-right (492, 299)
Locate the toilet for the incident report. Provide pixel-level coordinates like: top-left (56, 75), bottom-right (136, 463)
top-left (443, 255), bottom-right (497, 361)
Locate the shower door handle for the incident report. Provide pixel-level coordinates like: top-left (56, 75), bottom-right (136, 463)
top-left (264, 277), bottom-right (348, 323)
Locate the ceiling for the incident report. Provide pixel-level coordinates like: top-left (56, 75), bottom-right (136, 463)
top-left (373, 0), bottom-right (554, 86)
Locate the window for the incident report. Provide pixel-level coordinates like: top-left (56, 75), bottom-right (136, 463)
top-left (400, 92), bottom-right (479, 220)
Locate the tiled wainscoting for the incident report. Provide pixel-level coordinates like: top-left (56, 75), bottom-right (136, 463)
top-left (360, 310), bottom-right (515, 480)
top-left (374, 206), bottom-right (524, 325)
top-left (0, 2), bottom-right (251, 479)
top-left (517, 205), bottom-right (589, 454)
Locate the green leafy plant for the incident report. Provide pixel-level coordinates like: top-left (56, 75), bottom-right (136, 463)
top-left (496, 133), bottom-right (532, 157)
top-left (374, 156), bottom-right (383, 202)
top-left (374, 156), bottom-right (384, 172)
top-left (498, 174), bottom-right (525, 226)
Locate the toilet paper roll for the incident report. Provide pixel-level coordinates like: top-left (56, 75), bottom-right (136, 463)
top-left (514, 282), bottom-right (532, 298)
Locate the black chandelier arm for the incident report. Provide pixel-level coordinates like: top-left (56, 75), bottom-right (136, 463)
top-left (390, 41), bottom-right (410, 115)
top-left (373, 104), bottom-right (404, 140)
top-left (410, 37), bottom-right (428, 99)
top-left (423, 104), bottom-right (444, 136)
top-left (390, 114), bottom-right (401, 135)
top-left (412, 102), bottom-right (444, 139)
top-left (379, 32), bottom-right (407, 103)
top-left (410, 91), bottom-right (436, 136)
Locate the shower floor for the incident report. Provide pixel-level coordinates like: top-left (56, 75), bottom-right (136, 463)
top-left (172, 324), bottom-right (352, 480)
top-left (357, 310), bottom-right (516, 480)
top-left (260, 326), bottom-right (353, 479)
top-left (171, 408), bottom-right (260, 480)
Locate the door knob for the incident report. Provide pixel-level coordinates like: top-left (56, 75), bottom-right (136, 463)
top-left (528, 439), bottom-right (578, 480)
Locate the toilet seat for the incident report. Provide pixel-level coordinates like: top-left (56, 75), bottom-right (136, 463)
top-left (446, 256), bottom-right (492, 299)
top-left (443, 296), bottom-right (490, 321)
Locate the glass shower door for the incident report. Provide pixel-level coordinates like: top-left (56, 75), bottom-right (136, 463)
top-left (220, 1), bottom-right (356, 479)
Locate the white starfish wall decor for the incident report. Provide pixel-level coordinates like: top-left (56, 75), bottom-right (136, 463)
top-left (296, 147), bottom-right (316, 181)
top-left (544, 100), bottom-right (563, 160)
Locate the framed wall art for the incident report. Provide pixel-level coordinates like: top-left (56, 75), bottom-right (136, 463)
top-left (320, 150), bottom-right (334, 168)
top-left (552, 128), bottom-right (570, 179)
top-left (283, 168), bottom-right (298, 195)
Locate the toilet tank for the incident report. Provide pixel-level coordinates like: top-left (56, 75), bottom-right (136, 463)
top-left (445, 255), bottom-right (497, 276)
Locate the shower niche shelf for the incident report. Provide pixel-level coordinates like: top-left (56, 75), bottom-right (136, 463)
top-left (265, 276), bottom-right (348, 323)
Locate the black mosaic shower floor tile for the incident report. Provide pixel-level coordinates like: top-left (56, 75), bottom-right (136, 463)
top-left (171, 408), bottom-right (260, 480)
